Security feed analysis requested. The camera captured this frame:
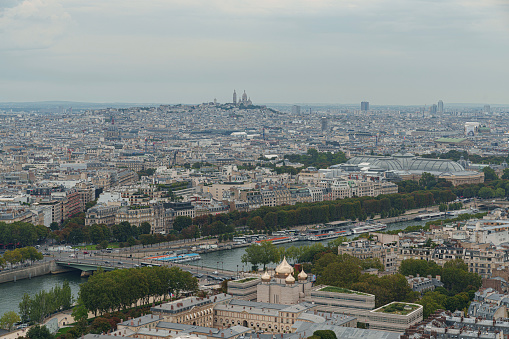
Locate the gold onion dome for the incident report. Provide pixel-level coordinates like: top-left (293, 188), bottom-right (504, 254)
top-left (298, 269), bottom-right (308, 280)
top-left (275, 256), bottom-right (294, 275)
top-left (285, 274), bottom-right (295, 284)
top-left (261, 271), bottom-right (271, 282)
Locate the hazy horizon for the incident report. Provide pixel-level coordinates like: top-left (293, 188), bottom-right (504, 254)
top-left (1, 0), bottom-right (508, 105)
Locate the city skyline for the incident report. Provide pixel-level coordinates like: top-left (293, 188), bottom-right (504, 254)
top-left (0, 0), bottom-right (508, 105)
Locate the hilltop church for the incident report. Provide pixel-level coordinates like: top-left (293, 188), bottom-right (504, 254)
top-left (232, 90), bottom-right (252, 106)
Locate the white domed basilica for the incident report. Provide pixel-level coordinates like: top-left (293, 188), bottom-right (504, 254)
top-left (232, 89), bottom-right (252, 106)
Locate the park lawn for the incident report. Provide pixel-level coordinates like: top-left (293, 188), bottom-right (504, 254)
top-left (55, 326), bottom-right (74, 336)
top-left (74, 242), bottom-right (120, 250)
top-left (319, 286), bottom-right (369, 295)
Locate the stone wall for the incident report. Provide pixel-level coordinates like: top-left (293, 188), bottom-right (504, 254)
top-left (0, 260), bottom-right (76, 284)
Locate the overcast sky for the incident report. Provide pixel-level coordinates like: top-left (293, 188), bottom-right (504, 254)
top-left (0, 0), bottom-right (508, 105)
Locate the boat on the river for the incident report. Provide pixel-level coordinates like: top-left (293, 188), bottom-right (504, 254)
top-left (414, 212), bottom-right (445, 221)
top-left (255, 236), bottom-right (298, 245)
top-left (351, 223), bottom-right (387, 234)
top-left (145, 253), bottom-right (202, 263)
top-left (307, 230), bottom-right (351, 241)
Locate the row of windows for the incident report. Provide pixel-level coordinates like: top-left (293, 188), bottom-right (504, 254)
top-left (214, 318), bottom-right (292, 332)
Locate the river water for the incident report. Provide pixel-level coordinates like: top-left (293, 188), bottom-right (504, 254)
top-left (0, 218), bottom-right (433, 315)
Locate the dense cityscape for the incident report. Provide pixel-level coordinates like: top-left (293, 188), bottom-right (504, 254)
top-left (1, 95), bottom-right (509, 339)
top-left (1, 0), bottom-right (508, 338)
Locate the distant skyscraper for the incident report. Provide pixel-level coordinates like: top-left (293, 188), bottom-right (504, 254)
top-left (321, 117), bottom-right (328, 132)
top-left (430, 104), bottom-right (438, 115)
top-left (233, 90), bottom-right (237, 105)
top-left (438, 100), bottom-right (444, 114)
top-left (484, 104), bottom-right (491, 113)
top-left (361, 101), bottom-right (369, 111)
top-left (292, 105), bottom-right (301, 115)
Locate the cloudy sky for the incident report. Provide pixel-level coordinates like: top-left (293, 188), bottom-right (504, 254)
top-left (0, 0), bottom-right (508, 105)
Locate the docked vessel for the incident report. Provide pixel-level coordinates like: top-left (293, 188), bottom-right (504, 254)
top-left (351, 223), bottom-right (387, 235)
top-left (146, 253), bottom-right (202, 263)
top-left (307, 230), bottom-right (351, 241)
top-left (255, 236), bottom-right (298, 245)
top-left (414, 212), bottom-right (444, 221)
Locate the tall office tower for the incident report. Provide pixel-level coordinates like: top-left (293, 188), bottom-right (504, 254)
top-left (233, 90), bottom-right (237, 105)
top-left (438, 100), bottom-right (444, 114)
top-left (430, 104), bottom-right (438, 115)
top-left (292, 105), bottom-right (301, 115)
top-left (321, 117), bottom-right (328, 132)
top-left (361, 101), bottom-right (369, 111)
top-left (484, 104), bottom-right (491, 113)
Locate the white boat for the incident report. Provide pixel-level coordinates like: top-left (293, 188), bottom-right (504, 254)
top-left (307, 230), bottom-right (351, 241)
top-left (414, 212), bottom-right (444, 221)
top-left (351, 223), bottom-right (387, 235)
top-left (147, 253), bottom-right (202, 263)
top-left (255, 236), bottom-right (298, 245)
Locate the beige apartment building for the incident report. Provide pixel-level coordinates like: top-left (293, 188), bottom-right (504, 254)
top-left (85, 205), bottom-right (122, 226)
top-left (328, 179), bottom-right (398, 200)
top-left (114, 204), bottom-right (173, 233)
top-left (260, 187), bottom-right (291, 207)
top-left (339, 239), bottom-right (399, 273)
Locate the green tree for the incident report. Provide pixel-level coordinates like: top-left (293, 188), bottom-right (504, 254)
top-left (98, 240), bottom-right (109, 250)
top-left (140, 222), bottom-right (152, 235)
top-left (495, 187), bottom-right (505, 198)
top-left (19, 293), bottom-right (31, 323)
top-left (26, 325), bottom-right (53, 339)
top-left (88, 224), bottom-right (110, 244)
top-left (71, 302), bottom-right (89, 323)
top-left (418, 291), bottom-right (447, 318)
top-left (399, 259), bottom-right (441, 277)
top-left (502, 168), bottom-right (509, 180)
top-left (483, 166), bottom-right (498, 181)
top-left (172, 216), bottom-right (192, 232)
top-left (312, 330), bottom-right (337, 339)
top-left (241, 242), bottom-right (278, 270)
top-left (419, 172), bottom-right (437, 189)
top-left (248, 216), bottom-right (265, 230)
top-left (49, 222), bottom-right (59, 231)
top-left (89, 317), bottom-right (112, 334)
top-left (0, 311), bottom-right (21, 331)
top-left (478, 187), bottom-right (495, 199)
top-left (85, 200), bottom-right (98, 211)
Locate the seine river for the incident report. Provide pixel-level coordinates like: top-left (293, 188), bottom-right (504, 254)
top-left (0, 218), bottom-right (432, 315)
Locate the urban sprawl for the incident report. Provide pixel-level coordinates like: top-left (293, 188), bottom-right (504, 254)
top-left (2, 95), bottom-right (509, 339)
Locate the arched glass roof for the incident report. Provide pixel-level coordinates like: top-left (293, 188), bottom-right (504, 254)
top-left (346, 155), bottom-right (465, 173)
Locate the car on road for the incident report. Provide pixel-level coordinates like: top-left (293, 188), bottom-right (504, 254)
top-left (118, 261), bottom-right (123, 265)
top-left (213, 271), bottom-right (218, 274)
top-left (104, 261), bottom-right (110, 264)
top-left (134, 264), bottom-right (140, 267)
top-left (83, 251), bottom-right (89, 254)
